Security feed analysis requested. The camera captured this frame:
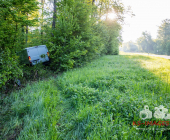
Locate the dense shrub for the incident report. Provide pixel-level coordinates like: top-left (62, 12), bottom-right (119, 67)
top-left (0, 0), bottom-right (122, 90)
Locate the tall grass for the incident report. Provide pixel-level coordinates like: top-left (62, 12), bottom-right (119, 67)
top-left (1, 55), bottom-right (170, 140)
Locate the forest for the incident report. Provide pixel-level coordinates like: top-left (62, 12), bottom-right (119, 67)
top-left (121, 19), bottom-right (170, 55)
top-left (0, 0), bottom-right (127, 91)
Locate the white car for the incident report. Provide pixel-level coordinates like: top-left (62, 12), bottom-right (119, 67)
top-left (18, 45), bottom-right (50, 65)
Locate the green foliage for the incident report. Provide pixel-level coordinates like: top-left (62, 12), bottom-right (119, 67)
top-left (167, 41), bottom-right (170, 55)
top-left (47, 0), bottom-right (122, 71)
top-left (103, 19), bottom-right (121, 55)
top-left (136, 31), bottom-right (155, 53)
top-left (0, 0), bottom-right (123, 89)
top-left (136, 19), bottom-right (170, 55)
top-left (0, 0), bottom-right (39, 90)
top-left (122, 41), bottom-right (139, 52)
top-left (157, 19), bottom-right (170, 55)
top-left (0, 48), bottom-right (22, 88)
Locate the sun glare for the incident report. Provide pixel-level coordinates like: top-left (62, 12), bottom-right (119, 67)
top-left (107, 13), bottom-right (117, 20)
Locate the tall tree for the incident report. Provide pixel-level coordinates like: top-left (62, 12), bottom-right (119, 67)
top-left (52, 0), bottom-right (56, 29)
top-left (157, 19), bottom-right (170, 55)
top-left (41, 0), bottom-right (45, 44)
top-left (0, 0), bottom-right (39, 88)
top-left (137, 31), bottom-right (154, 53)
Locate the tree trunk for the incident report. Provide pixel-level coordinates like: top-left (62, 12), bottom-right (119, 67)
top-left (26, 26), bottom-right (28, 44)
top-left (26, 13), bottom-right (28, 44)
top-left (41, 0), bottom-right (44, 44)
top-left (21, 25), bottom-right (25, 46)
top-left (16, 22), bottom-right (17, 31)
top-left (52, 0), bottom-right (56, 29)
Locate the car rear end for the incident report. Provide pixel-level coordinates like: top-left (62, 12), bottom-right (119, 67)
top-left (38, 45), bottom-right (49, 63)
top-left (26, 45), bottom-right (49, 65)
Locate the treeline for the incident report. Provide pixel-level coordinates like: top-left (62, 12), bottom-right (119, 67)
top-left (121, 19), bottom-right (170, 55)
top-left (0, 0), bottom-right (125, 90)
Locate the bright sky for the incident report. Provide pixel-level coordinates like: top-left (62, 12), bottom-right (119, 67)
top-left (121, 0), bottom-right (170, 43)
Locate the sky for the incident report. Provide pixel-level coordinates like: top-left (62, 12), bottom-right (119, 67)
top-left (121, 0), bottom-right (170, 43)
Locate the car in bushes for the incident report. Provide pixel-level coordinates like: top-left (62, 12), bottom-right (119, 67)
top-left (17, 45), bottom-right (50, 65)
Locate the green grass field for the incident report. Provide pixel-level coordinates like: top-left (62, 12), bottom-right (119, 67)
top-left (1, 54), bottom-right (170, 140)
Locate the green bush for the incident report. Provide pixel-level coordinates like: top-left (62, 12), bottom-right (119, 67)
top-left (47, 0), bottom-right (121, 71)
top-left (0, 48), bottom-right (22, 89)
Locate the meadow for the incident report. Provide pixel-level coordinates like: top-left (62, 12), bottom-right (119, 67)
top-left (1, 54), bottom-right (170, 140)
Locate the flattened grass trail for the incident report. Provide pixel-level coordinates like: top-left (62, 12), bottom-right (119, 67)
top-left (1, 55), bottom-right (170, 140)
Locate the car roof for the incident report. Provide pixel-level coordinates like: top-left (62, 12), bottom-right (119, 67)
top-left (25, 45), bottom-right (46, 50)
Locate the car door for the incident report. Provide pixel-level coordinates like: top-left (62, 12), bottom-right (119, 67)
top-left (27, 47), bottom-right (40, 65)
top-left (37, 45), bottom-right (49, 62)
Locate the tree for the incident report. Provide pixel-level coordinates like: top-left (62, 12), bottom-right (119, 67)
top-left (41, 0), bottom-right (45, 44)
top-left (127, 41), bottom-right (138, 52)
top-left (122, 41), bottom-right (138, 52)
top-left (157, 19), bottom-right (170, 55)
top-left (0, 0), bottom-right (39, 88)
top-left (52, 0), bottom-right (57, 29)
top-left (136, 31), bottom-right (154, 53)
top-left (0, 0), bottom-right (126, 89)
top-left (103, 18), bottom-right (122, 54)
